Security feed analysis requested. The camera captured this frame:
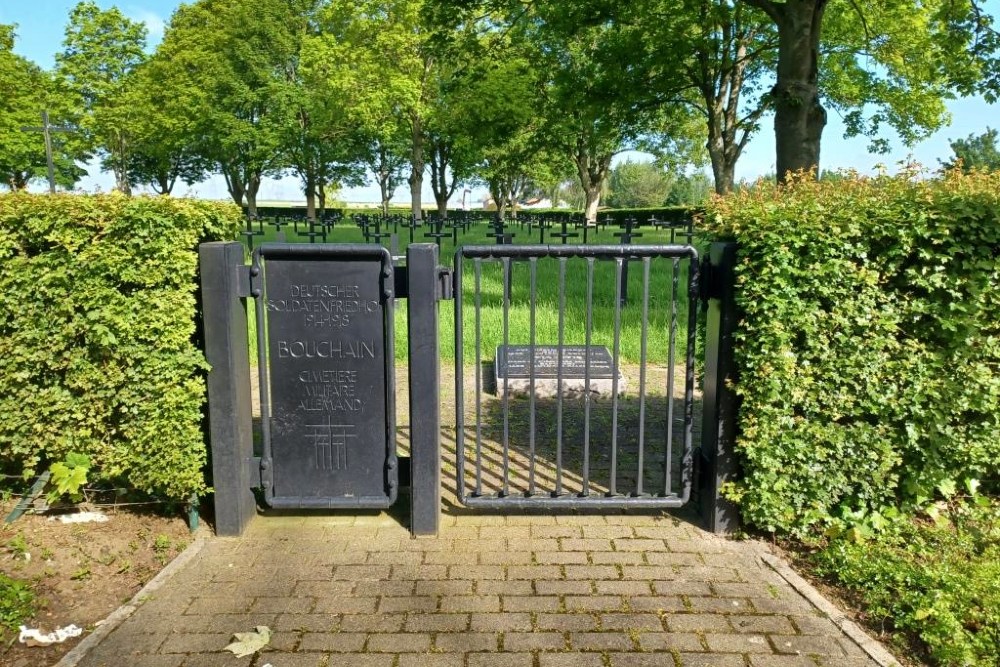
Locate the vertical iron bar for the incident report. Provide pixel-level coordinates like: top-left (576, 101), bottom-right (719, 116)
top-left (454, 252), bottom-right (465, 501)
top-left (664, 257), bottom-right (680, 495)
top-left (474, 260), bottom-right (483, 496)
top-left (555, 258), bottom-right (566, 496)
top-left (637, 257), bottom-right (650, 496)
top-left (528, 258), bottom-right (537, 496)
top-left (610, 258), bottom-right (623, 496)
top-left (501, 257), bottom-right (511, 496)
top-left (583, 258), bottom-right (594, 496)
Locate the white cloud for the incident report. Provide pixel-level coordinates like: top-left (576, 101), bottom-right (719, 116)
top-left (126, 7), bottom-right (166, 47)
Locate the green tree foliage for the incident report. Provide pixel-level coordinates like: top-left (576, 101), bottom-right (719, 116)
top-left (606, 160), bottom-right (673, 208)
top-left (940, 127), bottom-right (1000, 173)
top-left (55, 1), bottom-right (147, 194)
top-left (153, 0), bottom-right (307, 215)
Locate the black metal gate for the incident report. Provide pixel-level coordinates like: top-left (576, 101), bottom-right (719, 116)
top-left (453, 245), bottom-right (699, 509)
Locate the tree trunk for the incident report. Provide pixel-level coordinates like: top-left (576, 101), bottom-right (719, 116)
top-left (222, 164), bottom-right (246, 210)
top-left (574, 147), bottom-right (612, 223)
top-left (246, 175), bottom-right (261, 219)
top-left (408, 115), bottom-right (424, 222)
top-left (304, 171), bottom-right (317, 222)
top-left (771, 0), bottom-right (827, 181)
top-left (584, 187), bottom-right (601, 223)
top-left (379, 176), bottom-right (391, 216)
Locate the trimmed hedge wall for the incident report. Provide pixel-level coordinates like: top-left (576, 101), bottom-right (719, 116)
top-left (0, 194), bottom-right (242, 500)
top-left (705, 172), bottom-right (1000, 535)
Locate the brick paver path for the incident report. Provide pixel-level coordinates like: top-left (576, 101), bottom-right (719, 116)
top-left (77, 511), bottom-right (880, 667)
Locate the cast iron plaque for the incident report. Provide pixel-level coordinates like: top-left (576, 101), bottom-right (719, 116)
top-left (495, 345), bottom-right (616, 379)
top-left (261, 249), bottom-right (395, 507)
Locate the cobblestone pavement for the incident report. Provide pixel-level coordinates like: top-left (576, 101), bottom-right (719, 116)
top-left (76, 510), bottom-right (881, 667)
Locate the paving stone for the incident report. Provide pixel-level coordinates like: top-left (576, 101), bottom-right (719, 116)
top-left (179, 655), bottom-right (253, 667)
top-left (621, 566), bottom-right (674, 581)
top-left (627, 596), bottom-right (686, 612)
top-left (396, 654), bottom-right (465, 667)
top-left (477, 579), bottom-right (533, 595)
top-left (565, 595), bottom-right (624, 611)
top-left (571, 631), bottom-right (637, 651)
top-left (538, 653), bottom-right (605, 667)
top-left (608, 653), bottom-right (679, 667)
top-left (507, 565), bottom-right (562, 580)
top-left (298, 632), bottom-right (367, 651)
top-left (714, 583), bottom-right (784, 599)
top-left (502, 631), bottom-right (567, 651)
top-left (728, 614), bottom-right (796, 634)
top-left (425, 551), bottom-right (473, 565)
top-left (595, 580), bottom-right (652, 595)
top-left (293, 580), bottom-right (355, 597)
top-left (470, 612), bottom-right (534, 631)
top-left (355, 580), bottom-right (417, 596)
top-left (564, 565), bottom-right (619, 579)
top-left (788, 614), bottom-right (840, 635)
top-left (638, 632), bottom-right (704, 652)
top-left (645, 552), bottom-right (705, 566)
top-left (159, 633), bottom-right (231, 653)
top-left (676, 655), bottom-right (746, 667)
top-left (468, 654), bottom-right (535, 667)
top-left (416, 579), bottom-right (475, 596)
top-left (771, 635), bottom-right (847, 656)
top-left (561, 538), bottom-right (613, 551)
top-left (392, 565), bottom-right (449, 580)
top-left (536, 551), bottom-right (589, 564)
top-left (339, 613), bottom-right (406, 632)
top-left (704, 633), bottom-right (773, 653)
top-left (590, 551), bottom-right (645, 564)
top-left (378, 596), bottom-right (438, 612)
top-left (600, 612), bottom-right (664, 631)
top-left (532, 525), bottom-right (584, 538)
top-left (450, 565), bottom-right (505, 579)
top-left (536, 612), bottom-right (599, 631)
top-left (481, 550), bottom-right (533, 565)
top-left (686, 596), bottom-right (751, 613)
top-left (504, 595), bottom-right (560, 611)
top-left (751, 596), bottom-right (816, 614)
top-left (332, 565), bottom-right (391, 580)
top-left (313, 596), bottom-right (377, 614)
top-left (653, 581), bottom-right (713, 596)
top-left (406, 613), bottom-right (471, 632)
top-left (613, 538), bottom-right (667, 551)
top-left (749, 656), bottom-right (819, 666)
top-left (368, 550), bottom-right (426, 565)
top-left (581, 525), bottom-right (635, 538)
top-left (435, 631), bottom-right (499, 651)
top-left (183, 596), bottom-right (254, 615)
top-left (664, 613), bottom-right (732, 633)
top-left (366, 632), bottom-right (432, 652)
top-left (535, 580), bottom-right (593, 595)
top-left (440, 595), bottom-right (502, 612)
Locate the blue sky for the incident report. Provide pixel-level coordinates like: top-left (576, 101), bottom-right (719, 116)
top-left (3, 0), bottom-right (998, 203)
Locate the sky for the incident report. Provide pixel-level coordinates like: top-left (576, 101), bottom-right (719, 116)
top-left (3, 0), bottom-right (999, 204)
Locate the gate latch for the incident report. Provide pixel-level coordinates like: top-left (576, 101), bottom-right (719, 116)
top-left (437, 267), bottom-right (454, 301)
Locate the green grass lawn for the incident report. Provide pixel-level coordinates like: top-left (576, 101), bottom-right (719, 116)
top-left (242, 216), bottom-right (701, 365)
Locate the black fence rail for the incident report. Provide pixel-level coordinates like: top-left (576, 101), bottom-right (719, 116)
top-left (453, 244), bottom-right (699, 509)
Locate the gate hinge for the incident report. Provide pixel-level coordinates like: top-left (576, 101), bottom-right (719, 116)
top-left (437, 267), bottom-right (455, 300)
top-left (236, 265), bottom-right (254, 299)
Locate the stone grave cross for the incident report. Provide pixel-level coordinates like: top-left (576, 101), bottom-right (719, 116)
top-left (21, 111), bottom-right (75, 194)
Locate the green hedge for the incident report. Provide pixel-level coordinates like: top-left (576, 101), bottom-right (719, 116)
top-left (0, 194), bottom-right (241, 500)
top-left (705, 171), bottom-right (1000, 535)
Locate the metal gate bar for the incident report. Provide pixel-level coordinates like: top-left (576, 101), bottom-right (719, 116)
top-left (454, 244), bottom-right (699, 509)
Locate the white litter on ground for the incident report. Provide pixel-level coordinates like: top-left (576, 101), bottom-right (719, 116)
top-left (51, 512), bottom-right (109, 524)
top-left (18, 624), bottom-right (84, 646)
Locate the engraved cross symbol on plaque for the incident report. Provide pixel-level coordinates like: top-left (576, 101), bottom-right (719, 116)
top-left (20, 110), bottom-right (75, 194)
top-left (306, 418), bottom-right (354, 472)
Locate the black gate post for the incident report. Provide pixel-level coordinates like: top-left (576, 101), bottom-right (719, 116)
top-left (700, 241), bottom-right (741, 534)
top-left (200, 242), bottom-right (256, 536)
top-left (407, 244), bottom-right (442, 535)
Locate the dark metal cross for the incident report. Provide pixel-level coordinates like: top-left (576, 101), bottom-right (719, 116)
top-left (21, 111), bottom-right (75, 194)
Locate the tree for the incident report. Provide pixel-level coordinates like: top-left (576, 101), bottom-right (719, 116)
top-left (940, 127), bottom-right (1000, 173)
top-left (56, 1), bottom-right (147, 194)
top-left (0, 25), bottom-right (82, 190)
top-left (744, 0), bottom-right (1000, 180)
top-left (154, 0), bottom-right (305, 215)
top-left (606, 160), bottom-right (672, 208)
top-left (362, 134), bottom-right (409, 215)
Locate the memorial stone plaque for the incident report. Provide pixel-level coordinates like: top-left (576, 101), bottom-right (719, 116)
top-left (495, 345), bottom-right (627, 397)
top-left (263, 254), bottom-right (394, 506)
